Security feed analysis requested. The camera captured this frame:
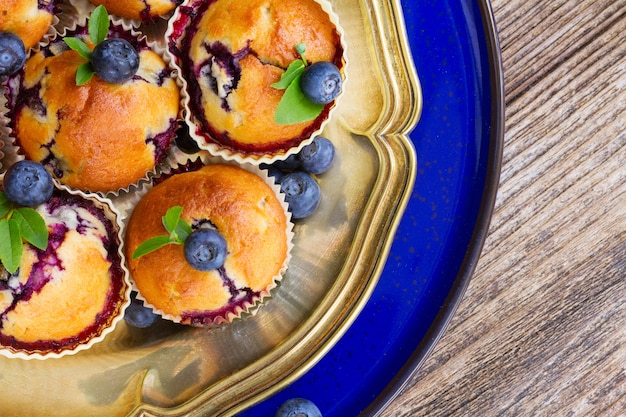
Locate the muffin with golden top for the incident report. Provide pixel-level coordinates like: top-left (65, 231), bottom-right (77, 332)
top-left (8, 14), bottom-right (180, 194)
top-left (168, 0), bottom-right (345, 163)
top-left (125, 161), bottom-right (292, 326)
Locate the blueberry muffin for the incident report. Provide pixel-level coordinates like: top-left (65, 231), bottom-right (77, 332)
top-left (0, 185), bottom-right (130, 358)
top-left (168, 0), bottom-right (345, 161)
top-left (0, 0), bottom-right (60, 51)
top-left (125, 162), bottom-right (291, 326)
top-left (87, 0), bottom-right (183, 21)
top-left (8, 24), bottom-right (180, 194)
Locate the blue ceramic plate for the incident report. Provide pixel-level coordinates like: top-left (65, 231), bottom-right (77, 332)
top-left (239, 0), bottom-right (504, 415)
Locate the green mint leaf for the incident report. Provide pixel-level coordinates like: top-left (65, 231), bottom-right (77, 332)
top-left (0, 192), bottom-right (11, 218)
top-left (0, 218), bottom-right (23, 274)
top-left (13, 208), bottom-right (48, 251)
top-left (64, 37), bottom-right (93, 61)
top-left (172, 218), bottom-right (192, 244)
top-left (76, 63), bottom-right (95, 85)
top-left (295, 42), bottom-right (307, 64)
top-left (271, 60), bottom-right (305, 90)
top-left (162, 206), bottom-right (183, 234)
top-left (274, 74), bottom-right (324, 124)
top-left (89, 5), bottom-right (110, 45)
top-left (132, 235), bottom-right (175, 260)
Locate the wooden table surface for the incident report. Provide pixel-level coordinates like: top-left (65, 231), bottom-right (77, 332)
top-left (382, 1), bottom-right (626, 416)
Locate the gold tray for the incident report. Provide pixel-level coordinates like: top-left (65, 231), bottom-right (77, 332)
top-left (0, 0), bottom-right (421, 415)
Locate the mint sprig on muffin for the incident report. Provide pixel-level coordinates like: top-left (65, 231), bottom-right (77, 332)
top-left (132, 206), bottom-right (228, 272)
top-left (0, 161), bottom-right (52, 274)
top-left (64, 5), bottom-right (139, 85)
top-left (272, 43), bottom-right (343, 124)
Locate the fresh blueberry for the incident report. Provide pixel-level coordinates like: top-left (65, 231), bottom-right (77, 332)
top-left (273, 153), bottom-right (301, 172)
top-left (279, 171), bottom-right (321, 220)
top-left (261, 164), bottom-right (286, 184)
top-left (124, 291), bottom-right (159, 328)
top-left (3, 160), bottom-right (54, 207)
top-left (91, 38), bottom-right (140, 84)
top-left (174, 122), bottom-right (200, 154)
top-left (300, 61), bottom-right (342, 105)
top-left (0, 31), bottom-right (26, 77)
top-left (298, 137), bottom-right (335, 175)
top-left (184, 229), bottom-right (228, 271)
top-left (275, 398), bottom-right (322, 417)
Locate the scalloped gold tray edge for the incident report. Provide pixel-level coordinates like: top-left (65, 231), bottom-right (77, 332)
top-left (131, 0), bottom-right (421, 415)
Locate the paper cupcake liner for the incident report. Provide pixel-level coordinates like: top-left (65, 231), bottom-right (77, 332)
top-left (122, 149), bottom-right (295, 327)
top-left (2, 14), bottom-right (184, 198)
top-left (0, 178), bottom-right (132, 360)
top-left (165, 0), bottom-right (347, 166)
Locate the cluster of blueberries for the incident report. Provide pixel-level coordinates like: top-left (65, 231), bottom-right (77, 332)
top-left (263, 136), bottom-right (335, 220)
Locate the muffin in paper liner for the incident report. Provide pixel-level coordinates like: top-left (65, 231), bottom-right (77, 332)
top-left (165, 0), bottom-right (347, 166)
top-left (69, 0), bottom-right (183, 25)
top-left (0, 0), bottom-right (62, 52)
top-left (122, 150), bottom-right (294, 327)
top-left (3, 13), bottom-right (182, 197)
top-left (0, 176), bottom-right (132, 360)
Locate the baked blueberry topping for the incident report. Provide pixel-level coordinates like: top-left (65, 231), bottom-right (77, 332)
top-left (279, 171), bottom-right (321, 219)
top-left (299, 61), bottom-right (342, 105)
top-left (0, 31), bottom-right (26, 77)
top-left (147, 119), bottom-right (178, 161)
top-left (3, 160), bottom-right (54, 207)
top-left (92, 38), bottom-right (140, 84)
top-left (181, 266), bottom-right (261, 326)
top-left (183, 228), bottom-right (227, 271)
top-left (298, 137), bottom-right (335, 175)
top-left (275, 398), bottom-right (322, 417)
top-left (200, 41), bottom-right (249, 112)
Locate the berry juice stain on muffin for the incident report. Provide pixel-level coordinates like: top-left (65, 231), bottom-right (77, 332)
top-left (170, 0), bottom-right (344, 156)
top-left (9, 25), bottom-right (180, 194)
top-left (0, 189), bottom-right (128, 356)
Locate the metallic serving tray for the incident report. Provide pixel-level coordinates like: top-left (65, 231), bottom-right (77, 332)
top-left (0, 0), bottom-right (420, 415)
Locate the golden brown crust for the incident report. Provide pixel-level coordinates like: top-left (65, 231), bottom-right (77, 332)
top-left (125, 164), bottom-right (289, 321)
top-left (0, 0), bottom-right (54, 50)
top-left (187, 0), bottom-right (342, 150)
top-left (14, 43), bottom-right (180, 193)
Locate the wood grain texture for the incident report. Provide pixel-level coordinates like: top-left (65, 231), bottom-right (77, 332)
top-left (382, 1), bottom-right (626, 416)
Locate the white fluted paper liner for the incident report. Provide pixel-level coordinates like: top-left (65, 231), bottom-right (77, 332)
top-left (0, 178), bottom-right (132, 360)
top-left (2, 14), bottom-right (184, 198)
top-left (165, 0), bottom-right (347, 166)
top-left (121, 149), bottom-right (295, 327)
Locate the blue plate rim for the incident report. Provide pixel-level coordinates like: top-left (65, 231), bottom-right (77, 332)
top-left (363, 0), bottom-right (505, 414)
